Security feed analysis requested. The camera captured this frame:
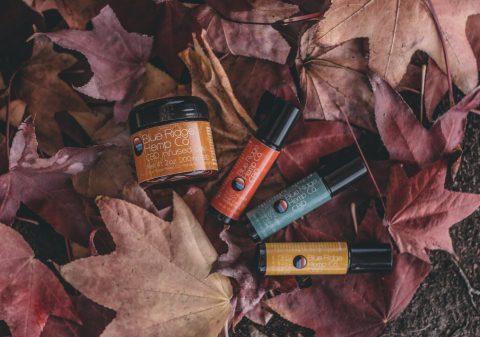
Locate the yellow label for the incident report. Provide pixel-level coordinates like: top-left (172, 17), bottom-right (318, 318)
top-left (131, 121), bottom-right (218, 183)
top-left (265, 242), bottom-right (349, 276)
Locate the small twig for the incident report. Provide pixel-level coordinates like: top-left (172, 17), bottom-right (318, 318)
top-left (420, 64), bottom-right (427, 124)
top-left (336, 103), bottom-right (387, 213)
top-left (450, 255), bottom-right (480, 312)
top-left (350, 202), bottom-right (358, 236)
top-left (64, 238), bottom-right (73, 262)
top-left (424, 0), bottom-right (454, 107)
top-left (15, 216), bottom-right (39, 225)
top-left (280, 12), bottom-right (323, 25)
top-left (5, 73), bottom-right (17, 165)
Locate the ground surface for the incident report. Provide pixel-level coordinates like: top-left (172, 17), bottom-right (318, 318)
top-left (233, 113), bottom-right (480, 336)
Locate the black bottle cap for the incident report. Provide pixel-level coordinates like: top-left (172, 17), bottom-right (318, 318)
top-left (322, 156), bottom-right (367, 195)
top-left (255, 98), bottom-right (300, 150)
top-left (129, 96), bottom-right (209, 133)
top-left (348, 243), bottom-right (393, 273)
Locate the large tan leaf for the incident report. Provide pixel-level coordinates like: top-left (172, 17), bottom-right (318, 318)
top-left (60, 193), bottom-right (233, 337)
top-left (314, 0), bottom-right (480, 92)
top-left (298, 27), bottom-right (374, 131)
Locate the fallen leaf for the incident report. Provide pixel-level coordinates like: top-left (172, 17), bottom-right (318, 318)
top-left (0, 100), bottom-right (26, 127)
top-left (214, 228), bottom-right (297, 327)
top-left (60, 193), bottom-right (232, 337)
top-left (179, 33), bottom-right (257, 192)
top-left (14, 37), bottom-right (90, 154)
top-left (371, 74), bottom-right (480, 167)
top-left (41, 295), bottom-right (115, 337)
top-left (0, 223), bottom-right (79, 337)
top-left (266, 205), bottom-right (432, 337)
top-left (72, 119), bottom-right (135, 199)
top-left (298, 27), bottom-right (375, 131)
top-left (385, 161), bottom-right (480, 262)
top-left (23, 0), bottom-right (106, 29)
top-left (277, 119), bottom-right (358, 182)
top-left (0, 122), bottom-right (104, 244)
top-left (134, 63), bottom-right (183, 104)
top-left (194, 0), bottom-right (298, 64)
top-left (221, 55), bottom-right (298, 116)
top-left (44, 5), bottom-right (153, 122)
top-left (314, 0), bottom-right (480, 93)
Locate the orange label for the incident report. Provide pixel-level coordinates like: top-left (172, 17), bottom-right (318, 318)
top-left (265, 242), bottom-right (349, 276)
top-left (131, 121), bottom-right (218, 183)
top-left (210, 137), bottom-right (279, 220)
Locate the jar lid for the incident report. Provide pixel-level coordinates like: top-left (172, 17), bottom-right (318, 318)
top-left (129, 96), bottom-right (209, 133)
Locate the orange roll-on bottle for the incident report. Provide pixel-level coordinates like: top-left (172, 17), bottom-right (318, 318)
top-left (209, 97), bottom-right (300, 224)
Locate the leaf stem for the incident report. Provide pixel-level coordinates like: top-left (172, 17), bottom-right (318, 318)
top-left (424, 0), bottom-right (454, 107)
top-left (450, 255), bottom-right (480, 312)
top-left (420, 64), bottom-right (427, 124)
top-left (4, 74), bottom-right (16, 166)
top-left (337, 105), bottom-right (387, 213)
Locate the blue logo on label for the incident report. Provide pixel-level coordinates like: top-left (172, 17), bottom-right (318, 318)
top-left (293, 255), bottom-right (307, 269)
top-left (232, 177), bottom-right (245, 191)
top-left (273, 199), bottom-right (288, 213)
top-left (133, 137), bottom-right (143, 156)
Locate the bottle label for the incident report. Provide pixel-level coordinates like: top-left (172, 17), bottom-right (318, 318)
top-left (247, 172), bottom-right (332, 240)
top-left (265, 242), bottom-right (349, 276)
top-left (131, 121), bottom-right (218, 183)
top-left (210, 137), bottom-right (279, 221)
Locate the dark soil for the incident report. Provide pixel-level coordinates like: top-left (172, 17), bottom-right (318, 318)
top-left (233, 113), bottom-right (480, 337)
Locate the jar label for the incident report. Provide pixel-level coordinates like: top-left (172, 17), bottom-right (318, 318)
top-left (265, 242), bottom-right (349, 276)
top-left (210, 137), bottom-right (279, 221)
top-left (131, 121), bottom-right (218, 183)
top-left (247, 172), bottom-right (331, 240)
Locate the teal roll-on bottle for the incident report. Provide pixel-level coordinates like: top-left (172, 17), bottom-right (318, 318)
top-left (246, 154), bottom-right (367, 242)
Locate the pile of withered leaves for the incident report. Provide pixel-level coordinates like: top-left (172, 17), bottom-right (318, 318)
top-left (1, 1), bottom-right (480, 337)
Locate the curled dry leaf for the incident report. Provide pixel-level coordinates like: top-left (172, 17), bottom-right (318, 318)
top-left (298, 27), bottom-right (375, 131)
top-left (60, 194), bottom-right (232, 337)
top-left (0, 223), bottom-right (79, 337)
top-left (23, 0), bottom-right (106, 29)
top-left (179, 33), bottom-right (257, 191)
top-left (385, 161), bottom-right (480, 262)
top-left (314, 0), bottom-right (480, 93)
top-left (0, 122), bottom-right (104, 244)
top-left (44, 5), bottom-right (153, 122)
top-left (194, 0), bottom-right (298, 64)
top-left (72, 118), bottom-right (135, 199)
top-left (371, 74), bottom-right (480, 168)
top-left (15, 37), bottom-right (90, 154)
top-left (266, 206), bottom-right (432, 337)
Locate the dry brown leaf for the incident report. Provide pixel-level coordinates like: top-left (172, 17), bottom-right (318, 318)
top-left (15, 37), bottom-right (90, 154)
top-left (298, 27), bottom-right (375, 131)
top-left (179, 33), bottom-right (259, 193)
top-left (60, 193), bottom-right (233, 337)
top-left (134, 63), bottom-right (186, 104)
top-left (0, 100), bottom-right (26, 127)
top-left (23, 0), bottom-right (106, 29)
top-left (314, 0), bottom-right (480, 93)
top-left (72, 118), bottom-right (135, 198)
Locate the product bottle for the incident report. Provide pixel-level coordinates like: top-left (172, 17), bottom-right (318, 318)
top-left (257, 242), bottom-right (392, 276)
top-left (209, 98), bottom-right (300, 224)
top-left (246, 155), bottom-right (367, 241)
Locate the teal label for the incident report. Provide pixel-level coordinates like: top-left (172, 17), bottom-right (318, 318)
top-left (247, 172), bottom-right (331, 240)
